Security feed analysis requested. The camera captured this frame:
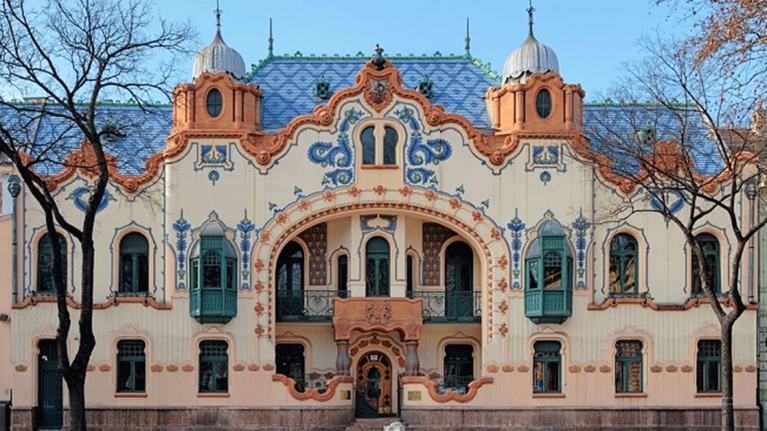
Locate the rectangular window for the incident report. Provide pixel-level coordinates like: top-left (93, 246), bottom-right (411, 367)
top-left (533, 341), bottom-right (561, 393)
top-left (199, 340), bottom-right (228, 393)
top-left (276, 344), bottom-right (306, 393)
top-left (615, 340), bottom-right (642, 393)
top-left (696, 340), bottom-right (721, 393)
top-left (443, 345), bottom-right (473, 393)
top-left (116, 340), bottom-right (146, 393)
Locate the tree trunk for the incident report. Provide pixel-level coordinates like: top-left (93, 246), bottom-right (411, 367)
top-left (720, 317), bottom-right (735, 431)
top-left (64, 370), bottom-right (87, 431)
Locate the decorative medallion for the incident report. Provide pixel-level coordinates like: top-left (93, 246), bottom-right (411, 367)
top-left (312, 76), bottom-right (333, 100)
top-left (365, 300), bottom-right (392, 325)
top-left (415, 76), bottom-right (434, 99)
top-left (66, 187), bottom-right (116, 213)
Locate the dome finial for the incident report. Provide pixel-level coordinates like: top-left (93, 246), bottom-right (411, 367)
top-left (465, 17), bottom-right (471, 58)
top-left (527, 0), bottom-right (535, 37)
top-left (215, 0), bottom-right (222, 31)
top-left (268, 18), bottom-right (274, 57)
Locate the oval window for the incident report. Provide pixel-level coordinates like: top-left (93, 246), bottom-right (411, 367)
top-left (206, 89), bottom-right (223, 118)
top-left (535, 89), bottom-right (552, 119)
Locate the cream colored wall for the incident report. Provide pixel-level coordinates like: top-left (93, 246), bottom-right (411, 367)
top-left (3, 87), bottom-right (758, 411)
top-left (0, 212), bottom-right (12, 402)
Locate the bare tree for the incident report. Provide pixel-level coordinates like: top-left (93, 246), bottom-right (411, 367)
top-left (580, 35), bottom-right (766, 431)
top-left (0, 0), bottom-right (194, 430)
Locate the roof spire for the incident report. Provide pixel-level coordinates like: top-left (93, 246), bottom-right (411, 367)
top-left (464, 17), bottom-right (471, 58)
top-left (527, 0), bottom-right (534, 37)
top-left (215, 0), bottom-right (222, 31)
top-left (268, 18), bottom-right (274, 58)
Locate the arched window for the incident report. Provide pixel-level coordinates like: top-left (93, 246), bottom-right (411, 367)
top-left (198, 340), bottom-right (228, 393)
top-left (445, 241), bottom-right (474, 319)
top-left (276, 241), bottom-right (304, 319)
top-left (533, 341), bottom-right (561, 393)
top-left (361, 126), bottom-right (376, 165)
top-left (37, 233), bottom-right (67, 294)
top-left (383, 126), bottom-right (398, 165)
top-left (691, 233), bottom-right (720, 296)
top-left (189, 224), bottom-right (238, 323)
top-left (696, 339), bottom-right (721, 393)
top-left (443, 344), bottom-right (473, 392)
top-left (524, 221), bottom-right (573, 323)
top-left (337, 255), bottom-right (348, 297)
top-left (406, 255), bottom-right (414, 297)
top-left (615, 340), bottom-right (643, 393)
top-left (609, 234), bottom-right (638, 295)
top-left (119, 233), bottom-right (149, 295)
top-left (365, 237), bottom-right (390, 297)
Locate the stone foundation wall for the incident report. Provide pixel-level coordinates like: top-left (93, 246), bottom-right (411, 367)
top-left (10, 407), bottom-right (354, 431)
top-left (401, 407), bottom-right (761, 431)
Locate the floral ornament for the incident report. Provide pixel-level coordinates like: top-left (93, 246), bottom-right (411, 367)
top-left (172, 211), bottom-right (191, 290)
top-left (237, 211), bottom-right (255, 289)
top-left (66, 187), bottom-right (116, 213)
top-left (397, 106), bottom-right (452, 186)
top-left (539, 171), bottom-right (552, 185)
top-left (208, 170), bottom-right (220, 186)
top-left (312, 76), bottom-right (333, 100)
top-left (571, 210), bottom-right (590, 289)
top-left (308, 109), bottom-right (363, 186)
top-left (507, 209), bottom-right (525, 288)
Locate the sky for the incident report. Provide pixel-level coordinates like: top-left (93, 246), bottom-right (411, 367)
top-left (158, 0), bottom-right (696, 102)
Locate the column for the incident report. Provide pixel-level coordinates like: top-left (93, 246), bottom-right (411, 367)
top-left (405, 341), bottom-right (420, 376)
top-left (335, 340), bottom-right (351, 376)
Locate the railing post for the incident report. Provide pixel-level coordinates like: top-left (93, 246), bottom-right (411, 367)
top-left (335, 340), bottom-right (351, 376)
top-left (405, 341), bottom-right (420, 376)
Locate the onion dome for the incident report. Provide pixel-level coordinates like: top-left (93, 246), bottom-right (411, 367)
top-left (502, 6), bottom-right (559, 85)
top-left (192, 4), bottom-right (246, 83)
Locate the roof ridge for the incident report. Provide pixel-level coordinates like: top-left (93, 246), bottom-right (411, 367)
top-left (247, 52), bottom-right (501, 83)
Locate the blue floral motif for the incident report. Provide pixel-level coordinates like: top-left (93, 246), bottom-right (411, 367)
top-left (539, 171), bottom-right (552, 185)
top-left (237, 211), bottom-right (255, 290)
top-left (66, 187), bottom-right (116, 213)
top-left (455, 184), bottom-right (465, 197)
top-left (208, 170), bottom-right (220, 185)
top-left (649, 190), bottom-right (684, 215)
top-left (532, 145), bottom-right (559, 165)
top-left (396, 106), bottom-right (453, 186)
top-left (172, 211), bottom-right (191, 290)
top-left (572, 210), bottom-right (590, 289)
top-left (507, 209), bottom-right (526, 288)
top-left (308, 109), bottom-right (363, 186)
top-left (201, 145), bottom-right (227, 164)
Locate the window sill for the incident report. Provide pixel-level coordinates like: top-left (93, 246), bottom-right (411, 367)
top-left (694, 392), bottom-right (722, 398)
top-left (115, 392), bottom-right (147, 398)
top-left (197, 392), bottom-right (230, 398)
top-left (361, 164), bottom-right (398, 170)
top-left (615, 392), bottom-right (647, 398)
top-left (532, 393), bottom-right (565, 398)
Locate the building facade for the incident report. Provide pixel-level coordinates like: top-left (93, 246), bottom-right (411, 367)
top-left (0, 13), bottom-right (761, 431)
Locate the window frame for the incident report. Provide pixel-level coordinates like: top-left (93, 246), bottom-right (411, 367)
top-left (37, 232), bottom-right (68, 294)
top-left (190, 235), bottom-right (237, 292)
top-left (696, 339), bottom-right (721, 393)
top-left (608, 233), bottom-right (639, 296)
top-left (614, 340), bottom-right (643, 393)
top-left (205, 88), bottom-right (223, 118)
top-left (116, 340), bottom-right (146, 393)
top-left (691, 233), bottom-right (721, 296)
top-left (198, 340), bottom-right (229, 393)
top-left (359, 122), bottom-right (400, 168)
top-left (365, 236), bottom-right (390, 297)
top-left (525, 236), bottom-right (572, 292)
top-left (535, 88), bottom-right (553, 119)
top-left (118, 232), bottom-right (150, 295)
top-left (443, 344), bottom-right (474, 392)
top-left (276, 343), bottom-right (306, 392)
top-left (533, 341), bottom-right (562, 394)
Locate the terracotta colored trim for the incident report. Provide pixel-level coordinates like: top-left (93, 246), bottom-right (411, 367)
top-left (196, 393), bottom-right (230, 398)
top-left (12, 294), bottom-right (171, 310)
top-left (532, 393), bottom-right (566, 399)
top-left (694, 393), bottom-right (722, 398)
top-left (114, 393), bottom-right (147, 398)
top-left (400, 376), bottom-right (493, 403)
top-left (271, 374), bottom-right (354, 402)
top-left (587, 296), bottom-right (757, 311)
top-left (360, 165), bottom-right (399, 170)
top-left (614, 393), bottom-right (648, 398)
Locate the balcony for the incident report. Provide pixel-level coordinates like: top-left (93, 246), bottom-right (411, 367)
top-left (276, 290), bottom-right (349, 322)
top-left (524, 287), bottom-right (572, 324)
top-left (190, 288), bottom-right (237, 324)
top-left (406, 291), bottom-right (481, 323)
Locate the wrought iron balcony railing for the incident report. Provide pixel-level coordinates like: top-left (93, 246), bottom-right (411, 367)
top-left (276, 290), bottom-right (349, 322)
top-left (406, 291), bottom-right (481, 323)
top-left (434, 375), bottom-right (475, 394)
top-left (285, 372), bottom-right (334, 393)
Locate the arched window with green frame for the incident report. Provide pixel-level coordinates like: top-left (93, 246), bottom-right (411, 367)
top-left (189, 224), bottom-right (238, 323)
top-left (119, 233), bottom-right (149, 295)
top-left (609, 233), bottom-right (638, 296)
top-left (365, 236), bottom-right (390, 297)
top-left (524, 220), bottom-right (573, 324)
top-left (37, 232), bottom-right (67, 294)
top-left (691, 233), bottom-right (720, 296)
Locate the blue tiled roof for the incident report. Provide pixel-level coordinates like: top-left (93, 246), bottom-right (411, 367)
top-left (583, 104), bottom-right (724, 176)
top-left (250, 56), bottom-right (501, 130)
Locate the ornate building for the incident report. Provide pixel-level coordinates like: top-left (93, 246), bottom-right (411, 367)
top-left (0, 7), bottom-right (760, 431)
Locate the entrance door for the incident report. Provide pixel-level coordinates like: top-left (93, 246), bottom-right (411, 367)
top-left (354, 352), bottom-right (392, 418)
top-left (445, 242), bottom-right (473, 319)
top-left (37, 340), bottom-right (62, 429)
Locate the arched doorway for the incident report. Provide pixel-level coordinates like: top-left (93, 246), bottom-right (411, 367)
top-left (445, 241), bottom-right (473, 319)
top-left (354, 351), bottom-right (392, 418)
top-left (37, 339), bottom-right (63, 429)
